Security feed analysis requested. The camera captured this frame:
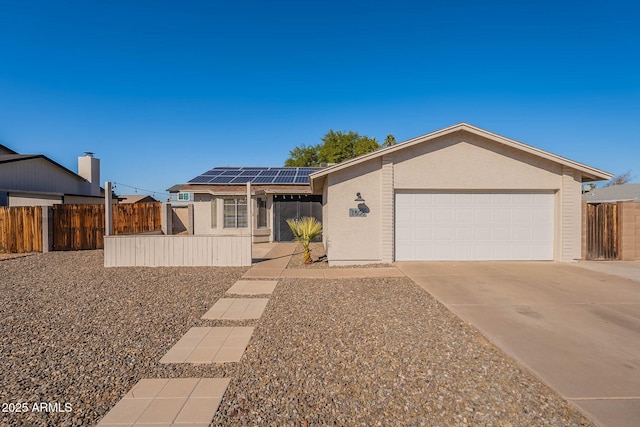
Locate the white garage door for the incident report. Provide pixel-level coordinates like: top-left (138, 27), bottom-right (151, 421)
top-left (395, 192), bottom-right (554, 261)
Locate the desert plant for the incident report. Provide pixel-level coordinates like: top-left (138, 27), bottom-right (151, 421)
top-left (286, 217), bottom-right (322, 264)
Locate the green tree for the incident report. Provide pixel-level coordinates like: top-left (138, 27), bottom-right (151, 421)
top-left (383, 134), bottom-right (397, 147)
top-left (284, 144), bottom-right (320, 167)
top-left (318, 130), bottom-right (379, 164)
top-left (285, 129), bottom-right (390, 166)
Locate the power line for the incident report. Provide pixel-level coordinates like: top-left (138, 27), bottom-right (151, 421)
top-left (111, 182), bottom-right (170, 198)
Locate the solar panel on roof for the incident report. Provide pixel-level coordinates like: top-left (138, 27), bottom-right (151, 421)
top-left (274, 176), bottom-right (295, 183)
top-left (188, 176), bottom-right (213, 183)
top-left (186, 166), bottom-right (323, 185)
top-left (209, 176), bottom-right (234, 183)
top-left (252, 176), bottom-right (275, 183)
top-left (231, 176), bottom-right (256, 183)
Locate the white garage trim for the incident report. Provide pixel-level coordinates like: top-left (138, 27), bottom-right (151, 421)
top-left (395, 191), bottom-right (555, 261)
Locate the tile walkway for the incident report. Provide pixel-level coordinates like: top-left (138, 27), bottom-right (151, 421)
top-left (226, 279), bottom-right (278, 295)
top-left (96, 378), bottom-right (230, 426)
top-left (100, 243), bottom-right (406, 425)
top-left (160, 327), bottom-right (254, 364)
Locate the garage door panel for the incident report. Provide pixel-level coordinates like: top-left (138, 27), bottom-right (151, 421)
top-left (493, 227), bottom-right (512, 241)
top-left (395, 191), bottom-right (554, 261)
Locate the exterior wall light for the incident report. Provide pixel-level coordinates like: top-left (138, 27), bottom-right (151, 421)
top-left (355, 192), bottom-right (365, 202)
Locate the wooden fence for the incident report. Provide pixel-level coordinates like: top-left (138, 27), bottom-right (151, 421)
top-left (585, 203), bottom-right (619, 260)
top-left (53, 202), bottom-right (162, 250)
top-left (0, 203), bottom-right (161, 253)
top-left (0, 206), bottom-right (43, 253)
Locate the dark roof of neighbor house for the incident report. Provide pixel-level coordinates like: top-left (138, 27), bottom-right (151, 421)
top-left (0, 144), bottom-right (19, 155)
top-left (582, 183), bottom-right (640, 203)
top-left (0, 150), bottom-right (89, 184)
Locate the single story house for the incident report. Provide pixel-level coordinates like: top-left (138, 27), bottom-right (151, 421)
top-left (310, 123), bottom-right (611, 264)
top-left (0, 144), bottom-right (104, 206)
top-left (169, 123), bottom-right (612, 264)
top-left (582, 183), bottom-right (640, 204)
top-left (119, 194), bottom-right (159, 204)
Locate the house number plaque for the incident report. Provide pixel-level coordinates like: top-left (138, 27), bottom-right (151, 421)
top-left (349, 208), bottom-right (367, 217)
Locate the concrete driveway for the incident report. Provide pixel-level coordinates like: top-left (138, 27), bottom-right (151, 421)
top-left (396, 261), bottom-right (640, 427)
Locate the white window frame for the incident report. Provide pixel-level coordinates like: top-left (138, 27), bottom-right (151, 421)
top-left (223, 198), bottom-right (247, 228)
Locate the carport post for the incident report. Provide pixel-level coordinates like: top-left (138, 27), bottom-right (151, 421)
top-left (105, 181), bottom-right (112, 236)
top-left (247, 181), bottom-right (253, 255)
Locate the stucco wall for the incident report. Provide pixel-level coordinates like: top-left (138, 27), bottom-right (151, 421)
top-left (325, 158), bottom-right (382, 265)
top-left (393, 133), bottom-right (562, 190)
top-left (8, 193), bottom-right (61, 206)
top-left (192, 195), bottom-right (271, 242)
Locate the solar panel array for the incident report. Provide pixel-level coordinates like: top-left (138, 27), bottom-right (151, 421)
top-left (187, 167), bottom-right (323, 185)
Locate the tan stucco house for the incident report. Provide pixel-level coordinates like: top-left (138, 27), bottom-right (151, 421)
top-left (309, 123), bottom-right (612, 265)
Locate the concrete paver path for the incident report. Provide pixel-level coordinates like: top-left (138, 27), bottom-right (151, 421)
top-left (244, 243), bottom-right (296, 278)
top-left (160, 326), bottom-right (254, 364)
top-left (396, 261), bottom-right (640, 427)
top-left (226, 279), bottom-right (278, 295)
top-left (97, 377), bottom-right (230, 426)
top-left (202, 298), bottom-right (269, 320)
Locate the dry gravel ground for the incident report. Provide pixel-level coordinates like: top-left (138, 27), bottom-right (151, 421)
top-left (1, 250), bottom-right (591, 426)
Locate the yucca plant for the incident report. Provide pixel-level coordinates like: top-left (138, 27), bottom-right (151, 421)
top-left (286, 217), bottom-right (323, 264)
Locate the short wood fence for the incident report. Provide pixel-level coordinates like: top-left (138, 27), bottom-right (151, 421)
top-left (0, 203), bottom-right (161, 253)
top-left (104, 234), bottom-right (252, 267)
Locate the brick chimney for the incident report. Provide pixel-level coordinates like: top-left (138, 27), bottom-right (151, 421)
top-left (78, 152), bottom-right (101, 197)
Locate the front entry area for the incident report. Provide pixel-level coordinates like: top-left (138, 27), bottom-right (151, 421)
top-left (273, 195), bottom-right (322, 242)
top-left (395, 191), bottom-right (555, 261)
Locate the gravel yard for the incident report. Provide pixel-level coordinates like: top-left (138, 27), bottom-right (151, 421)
top-left (1, 250), bottom-right (591, 426)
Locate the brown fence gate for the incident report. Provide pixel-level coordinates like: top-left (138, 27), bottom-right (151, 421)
top-left (585, 203), bottom-right (619, 260)
top-left (53, 204), bottom-right (105, 250)
top-left (0, 206), bottom-right (43, 253)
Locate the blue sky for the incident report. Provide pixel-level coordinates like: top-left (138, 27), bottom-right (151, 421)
top-left (1, 0), bottom-right (638, 197)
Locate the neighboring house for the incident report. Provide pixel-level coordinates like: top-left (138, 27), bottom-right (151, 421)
top-left (582, 184), bottom-right (640, 203)
top-left (0, 144), bottom-right (103, 206)
top-left (168, 167), bottom-right (323, 243)
top-left (309, 123), bottom-right (611, 264)
top-left (119, 194), bottom-right (159, 204)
